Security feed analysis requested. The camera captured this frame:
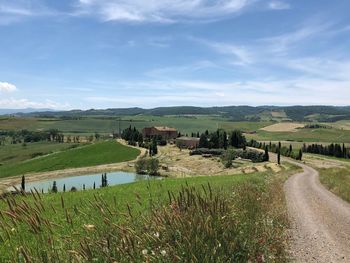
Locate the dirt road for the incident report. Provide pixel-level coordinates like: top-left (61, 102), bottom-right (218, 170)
top-left (285, 160), bottom-right (350, 262)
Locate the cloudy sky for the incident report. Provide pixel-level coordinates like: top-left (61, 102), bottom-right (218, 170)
top-left (0, 0), bottom-right (349, 109)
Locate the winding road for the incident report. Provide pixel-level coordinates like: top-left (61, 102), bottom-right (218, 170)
top-left (285, 160), bottom-right (350, 262)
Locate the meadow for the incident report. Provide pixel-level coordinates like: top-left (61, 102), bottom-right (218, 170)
top-left (2, 115), bottom-right (350, 143)
top-left (0, 142), bottom-right (80, 165)
top-left (319, 165), bottom-right (350, 203)
top-left (0, 141), bottom-right (140, 178)
top-left (0, 164), bottom-right (297, 262)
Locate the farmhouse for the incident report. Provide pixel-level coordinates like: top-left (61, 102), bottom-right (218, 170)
top-left (176, 136), bottom-right (200, 149)
top-left (142, 126), bottom-right (178, 140)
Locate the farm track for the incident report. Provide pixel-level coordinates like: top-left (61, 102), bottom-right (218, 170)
top-left (284, 159), bottom-right (350, 262)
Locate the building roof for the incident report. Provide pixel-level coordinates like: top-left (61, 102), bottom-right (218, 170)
top-left (154, 126), bottom-right (177, 132)
top-left (176, 136), bottom-right (200, 141)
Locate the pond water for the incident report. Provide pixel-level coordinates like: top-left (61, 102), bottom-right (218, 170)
top-left (12, 171), bottom-right (159, 193)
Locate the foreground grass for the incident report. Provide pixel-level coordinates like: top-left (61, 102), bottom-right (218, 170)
top-left (0, 165), bottom-right (296, 262)
top-left (319, 166), bottom-right (350, 203)
top-left (0, 141), bottom-right (140, 178)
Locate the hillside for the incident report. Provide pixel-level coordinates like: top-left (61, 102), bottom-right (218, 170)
top-left (10, 105), bottom-right (350, 122)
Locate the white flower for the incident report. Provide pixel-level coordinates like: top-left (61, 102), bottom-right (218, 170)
top-left (154, 232), bottom-right (160, 238)
top-left (161, 250), bottom-right (167, 256)
top-left (142, 249), bottom-right (148, 255)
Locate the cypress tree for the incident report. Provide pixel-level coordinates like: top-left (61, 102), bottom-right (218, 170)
top-left (52, 181), bottom-right (58, 193)
top-left (298, 149), bottom-right (303, 161)
top-left (277, 149), bottom-right (281, 165)
top-left (63, 184), bottom-right (66, 192)
top-left (104, 173), bottom-right (108, 187)
top-left (264, 146), bottom-right (269, 162)
top-left (93, 182), bottom-right (96, 189)
top-left (21, 175), bottom-right (25, 192)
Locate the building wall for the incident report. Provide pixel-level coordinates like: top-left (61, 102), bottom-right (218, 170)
top-left (142, 127), bottom-right (178, 140)
top-left (176, 138), bottom-right (200, 149)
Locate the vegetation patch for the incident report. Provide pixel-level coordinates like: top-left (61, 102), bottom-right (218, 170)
top-left (0, 141), bottom-right (140, 178)
top-left (0, 168), bottom-right (292, 262)
top-left (319, 167), bottom-right (350, 203)
top-left (260, 123), bottom-right (305, 132)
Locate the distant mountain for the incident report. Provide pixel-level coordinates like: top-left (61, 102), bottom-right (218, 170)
top-left (22, 105), bottom-right (350, 122)
top-left (0, 108), bottom-right (55, 115)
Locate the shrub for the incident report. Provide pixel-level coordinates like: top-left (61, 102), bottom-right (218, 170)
top-left (135, 158), bottom-right (159, 176)
top-left (190, 148), bottom-right (224, 156)
top-left (221, 149), bottom-right (265, 164)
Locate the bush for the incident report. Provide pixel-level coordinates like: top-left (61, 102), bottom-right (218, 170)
top-left (190, 148), bottom-right (224, 156)
top-left (135, 158), bottom-right (159, 176)
top-left (221, 149), bottom-right (265, 164)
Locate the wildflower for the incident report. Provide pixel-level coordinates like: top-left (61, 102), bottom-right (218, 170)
top-left (142, 249), bottom-right (148, 255)
top-left (154, 232), bottom-right (160, 238)
top-left (161, 250), bottom-right (167, 256)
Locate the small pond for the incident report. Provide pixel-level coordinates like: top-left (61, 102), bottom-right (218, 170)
top-left (11, 171), bottom-right (160, 193)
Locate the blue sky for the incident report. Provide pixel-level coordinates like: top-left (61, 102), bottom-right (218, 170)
top-left (0, 0), bottom-right (349, 109)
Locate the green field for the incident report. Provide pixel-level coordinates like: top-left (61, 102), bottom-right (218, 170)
top-left (0, 115), bottom-right (272, 135)
top-left (0, 165), bottom-right (295, 262)
top-left (0, 141), bottom-right (140, 178)
top-left (246, 127), bottom-right (350, 143)
top-left (319, 166), bottom-right (350, 203)
top-left (0, 142), bottom-right (80, 165)
top-left (2, 116), bottom-right (350, 145)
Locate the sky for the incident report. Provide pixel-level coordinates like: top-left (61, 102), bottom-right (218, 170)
top-left (0, 0), bottom-right (350, 110)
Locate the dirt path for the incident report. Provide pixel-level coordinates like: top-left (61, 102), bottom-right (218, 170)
top-left (284, 159), bottom-right (350, 262)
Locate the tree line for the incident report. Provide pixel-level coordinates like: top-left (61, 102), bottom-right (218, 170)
top-left (303, 143), bottom-right (349, 159)
top-left (247, 140), bottom-right (303, 162)
top-left (198, 129), bottom-right (246, 149)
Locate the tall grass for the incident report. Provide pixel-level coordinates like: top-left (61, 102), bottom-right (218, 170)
top-left (319, 167), bottom-right (350, 203)
top-left (0, 171), bottom-right (290, 262)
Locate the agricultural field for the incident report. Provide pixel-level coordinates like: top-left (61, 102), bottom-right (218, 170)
top-left (246, 127), bottom-right (350, 143)
top-left (304, 154), bottom-right (350, 203)
top-left (260, 122), bottom-right (305, 132)
top-left (0, 141), bottom-right (140, 178)
top-left (0, 141), bottom-right (80, 165)
top-left (0, 164), bottom-right (297, 262)
top-left (327, 120), bottom-right (350, 131)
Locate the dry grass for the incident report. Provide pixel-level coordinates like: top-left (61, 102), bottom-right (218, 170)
top-left (260, 123), bottom-right (305, 132)
top-left (156, 144), bottom-right (280, 177)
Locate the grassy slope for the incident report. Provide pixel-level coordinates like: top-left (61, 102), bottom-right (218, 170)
top-left (319, 166), bottom-right (350, 203)
top-left (0, 116), bottom-right (273, 135)
top-left (4, 116), bottom-right (350, 143)
top-left (0, 142), bottom-right (80, 165)
top-left (0, 164), bottom-right (297, 261)
top-left (247, 128), bottom-right (350, 143)
top-left (0, 141), bottom-right (140, 178)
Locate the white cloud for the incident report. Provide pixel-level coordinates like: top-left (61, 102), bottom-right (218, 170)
top-left (268, 1), bottom-right (290, 10)
top-left (0, 82), bottom-right (17, 92)
top-left (0, 98), bottom-right (70, 109)
top-left (0, 1), bottom-right (63, 25)
top-left (83, 76), bottom-right (350, 107)
top-left (261, 23), bottom-right (332, 54)
top-left (191, 37), bottom-right (254, 65)
top-left (76, 0), bottom-right (253, 23)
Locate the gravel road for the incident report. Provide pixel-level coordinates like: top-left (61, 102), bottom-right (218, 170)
top-left (285, 160), bottom-right (350, 262)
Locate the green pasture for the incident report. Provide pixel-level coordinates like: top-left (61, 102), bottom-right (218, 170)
top-left (0, 141), bottom-right (140, 178)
